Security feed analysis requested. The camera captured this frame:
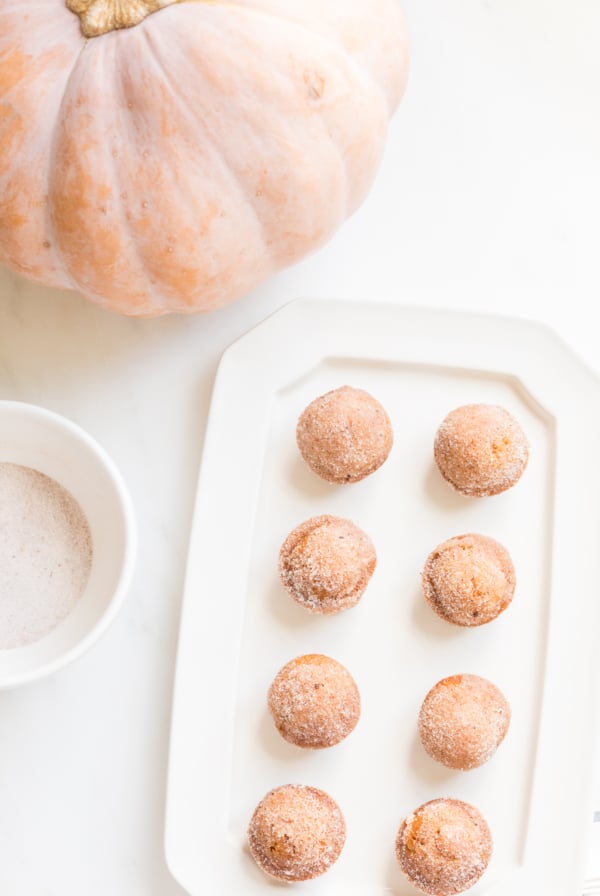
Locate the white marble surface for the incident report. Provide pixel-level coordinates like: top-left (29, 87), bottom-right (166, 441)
top-left (0, 0), bottom-right (599, 892)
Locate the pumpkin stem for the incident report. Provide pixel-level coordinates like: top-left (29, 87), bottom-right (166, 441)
top-left (66, 0), bottom-right (178, 37)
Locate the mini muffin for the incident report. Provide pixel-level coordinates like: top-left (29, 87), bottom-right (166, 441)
top-left (422, 533), bottom-right (515, 626)
top-left (248, 784), bottom-right (346, 881)
top-left (268, 654), bottom-right (360, 749)
top-left (434, 403), bottom-right (529, 497)
top-left (297, 385), bottom-right (393, 483)
top-left (395, 798), bottom-right (492, 896)
top-left (279, 515), bottom-right (376, 614)
top-left (419, 674), bottom-right (511, 770)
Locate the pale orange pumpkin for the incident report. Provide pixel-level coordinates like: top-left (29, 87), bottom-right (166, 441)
top-left (0, 0), bottom-right (409, 316)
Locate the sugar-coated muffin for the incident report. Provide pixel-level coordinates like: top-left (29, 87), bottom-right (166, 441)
top-left (395, 798), bottom-right (492, 896)
top-left (268, 654), bottom-right (360, 749)
top-left (422, 533), bottom-right (515, 626)
top-left (296, 385), bottom-right (393, 483)
top-left (279, 515), bottom-right (376, 614)
top-left (434, 403), bottom-right (529, 497)
top-left (419, 674), bottom-right (511, 770)
top-left (248, 784), bottom-right (346, 881)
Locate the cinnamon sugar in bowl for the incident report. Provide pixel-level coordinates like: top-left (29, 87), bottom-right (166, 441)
top-left (0, 401), bottom-right (136, 688)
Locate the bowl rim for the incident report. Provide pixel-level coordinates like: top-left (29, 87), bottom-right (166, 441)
top-left (0, 399), bottom-right (137, 688)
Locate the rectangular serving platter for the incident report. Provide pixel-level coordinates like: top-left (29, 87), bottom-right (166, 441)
top-left (165, 300), bottom-right (600, 895)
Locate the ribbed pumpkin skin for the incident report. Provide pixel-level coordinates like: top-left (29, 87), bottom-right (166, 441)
top-left (0, 1), bottom-right (409, 316)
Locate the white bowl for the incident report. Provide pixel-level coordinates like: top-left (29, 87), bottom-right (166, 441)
top-left (0, 401), bottom-right (137, 688)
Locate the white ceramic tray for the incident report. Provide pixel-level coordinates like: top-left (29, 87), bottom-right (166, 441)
top-left (165, 300), bottom-right (600, 896)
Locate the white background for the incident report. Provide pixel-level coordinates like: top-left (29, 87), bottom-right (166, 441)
top-left (0, 0), bottom-right (599, 892)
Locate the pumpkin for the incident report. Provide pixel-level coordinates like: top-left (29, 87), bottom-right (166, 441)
top-left (0, 0), bottom-right (409, 316)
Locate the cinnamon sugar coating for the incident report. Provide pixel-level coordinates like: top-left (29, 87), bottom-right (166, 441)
top-left (422, 533), bottom-right (515, 626)
top-left (434, 404), bottom-right (529, 497)
top-left (395, 798), bottom-right (492, 895)
top-left (296, 386), bottom-right (393, 483)
top-left (419, 674), bottom-right (511, 770)
top-left (248, 784), bottom-right (346, 881)
top-left (268, 654), bottom-right (360, 749)
top-left (279, 515), bottom-right (376, 614)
